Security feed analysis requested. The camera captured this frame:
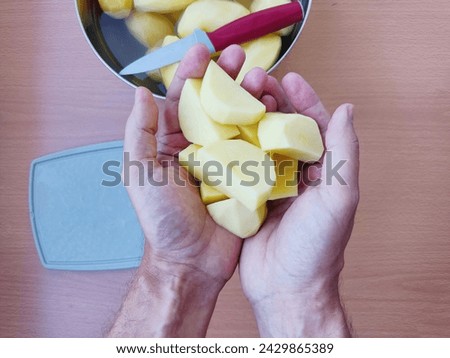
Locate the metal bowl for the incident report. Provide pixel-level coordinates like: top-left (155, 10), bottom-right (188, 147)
top-left (75, 0), bottom-right (311, 99)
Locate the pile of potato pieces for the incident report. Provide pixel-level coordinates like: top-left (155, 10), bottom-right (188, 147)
top-left (98, 0), bottom-right (296, 88)
top-left (178, 60), bottom-right (324, 238)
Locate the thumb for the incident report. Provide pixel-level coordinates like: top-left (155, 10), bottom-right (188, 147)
top-left (124, 87), bottom-right (159, 162)
top-left (321, 104), bottom-right (359, 196)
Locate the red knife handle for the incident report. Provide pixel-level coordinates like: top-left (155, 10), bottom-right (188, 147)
top-left (207, 1), bottom-right (304, 52)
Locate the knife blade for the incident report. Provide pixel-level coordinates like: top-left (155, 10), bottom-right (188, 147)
top-left (119, 1), bottom-right (304, 76)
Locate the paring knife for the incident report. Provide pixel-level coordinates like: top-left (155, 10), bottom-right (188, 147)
top-left (119, 1), bottom-right (304, 76)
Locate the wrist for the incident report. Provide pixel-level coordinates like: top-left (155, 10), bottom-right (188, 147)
top-left (251, 279), bottom-right (351, 338)
top-left (141, 250), bottom-right (227, 294)
top-left (141, 262), bottom-right (223, 337)
top-left (108, 251), bottom-right (224, 337)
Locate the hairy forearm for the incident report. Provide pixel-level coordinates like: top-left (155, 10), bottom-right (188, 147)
top-left (251, 285), bottom-right (351, 338)
top-left (108, 254), bottom-right (224, 337)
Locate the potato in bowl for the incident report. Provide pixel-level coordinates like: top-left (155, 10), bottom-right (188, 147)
top-left (75, 0), bottom-right (312, 98)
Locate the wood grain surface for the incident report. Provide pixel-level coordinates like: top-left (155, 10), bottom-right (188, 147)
top-left (1, 0), bottom-right (449, 337)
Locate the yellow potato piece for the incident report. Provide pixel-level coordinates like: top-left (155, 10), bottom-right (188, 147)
top-left (200, 61), bottom-right (266, 126)
top-left (98, 0), bottom-right (133, 19)
top-left (236, 34), bottom-right (282, 83)
top-left (134, 0), bottom-right (195, 13)
top-left (250, 0), bottom-right (295, 36)
top-left (178, 144), bottom-right (203, 180)
top-left (177, 0), bottom-right (249, 38)
top-left (126, 12), bottom-right (174, 48)
top-left (234, 0), bottom-right (253, 9)
top-left (166, 10), bottom-right (184, 24)
top-left (200, 182), bottom-right (228, 205)
top-left (207, 198), bottom-right (267, 238)
top-left (197, 139), bottom-right (275, 211)
top-left (160, 35), bottom-right (181, 89)
top-left (237, 124), bottom-right (261, 147)
top-left (179, 79), bottom-right (240, 146)
top-left (269, 153), bottom-right (298, 200)
top-left (258, 113), bottom-right (324, 162)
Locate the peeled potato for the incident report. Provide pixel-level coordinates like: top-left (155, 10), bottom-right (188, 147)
top-left (98, 0), bottom-right (133, 19)
top-left (178, 144), bottom-right (203, 180)
top-left (269, 153), bottom-right (298, 200)
top-left (177, 0), bottom-right (249, 38)
top-left (179, 78), bottom-right (240, 146)
top-left (134, 0), bottom-right (195, 13)
top-left (200, 182), bottom-right (228, 205)
top-left (126, 12), bottom-right (174, 48)
top-left (236, 124), bottom-right (260, 147)
top-left (207, 198), bottom-right (267, 238)
top-left (234, 0), bottom-right (253, 8)
top-left (197, 139), bottom-right (275, 211)
top-left (200, 61), bottom-right (266, 126)
top-left (250, 0), bottom-right (295, 36)
top-left (171, 3), bottom-right (324, 238)
top-left (236, 34), bottom-right (282, 83)
top-left (258, 113), bottom-right (324, 162)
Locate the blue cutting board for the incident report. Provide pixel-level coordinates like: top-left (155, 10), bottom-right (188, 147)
top-left (29, 141), bottom-right (144, 270)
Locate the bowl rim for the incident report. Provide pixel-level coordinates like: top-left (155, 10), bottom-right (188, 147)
top-left (74, 0), bottom-right (313, 100)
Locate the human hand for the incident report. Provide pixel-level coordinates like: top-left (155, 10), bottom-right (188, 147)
top-left (110, 44), bottom-right (272, 337)
top-left (239, 74), bottom-right (359, 337)
top-left (123, 46), bottom-right (244, 290)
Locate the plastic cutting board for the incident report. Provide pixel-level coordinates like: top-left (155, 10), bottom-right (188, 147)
top-left (29, 141), bottom-right (144, 270)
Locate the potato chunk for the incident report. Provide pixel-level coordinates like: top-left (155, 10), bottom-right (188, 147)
top-left (178, 144), bottom-right (203, 180)
top-left (200, 182), bottom-right (228, 205)
top-left (200, 61), bottom-right (266, 126)
top-left (237, 124), bottom-right (261, 147)
top-left (197, 139), bottom-right (275, 211)
top-left (134, 0), bottom-right (196, 13)
top-left (207, 199), bottom-right (267, 238)
top-left (177, 0), bottom-right (249, 38)
top-left (258, 113), bottom-right (324, 162)
top-left (236, 34), bottom-right (282, 83)
top-left (179, 79), bottom-right (239, 146)
top-left (99, 0), bottom-right (133, 19)
top-left (269, 153), bottom-right (298, 200)
top-left (126, 12), bottom-right (174, 48)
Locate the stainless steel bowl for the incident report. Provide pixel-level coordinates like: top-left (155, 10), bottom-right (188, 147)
top-left (75, 0), bottom-right (311, 99)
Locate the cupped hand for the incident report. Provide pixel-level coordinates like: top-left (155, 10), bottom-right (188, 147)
top-left (123, 44), bottom-right (270, 286)
top-left (239, 73), bottom-right (359, 337)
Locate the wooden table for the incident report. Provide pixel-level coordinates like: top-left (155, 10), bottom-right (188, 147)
top-left (1, 0), bottom-right (449, 337)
